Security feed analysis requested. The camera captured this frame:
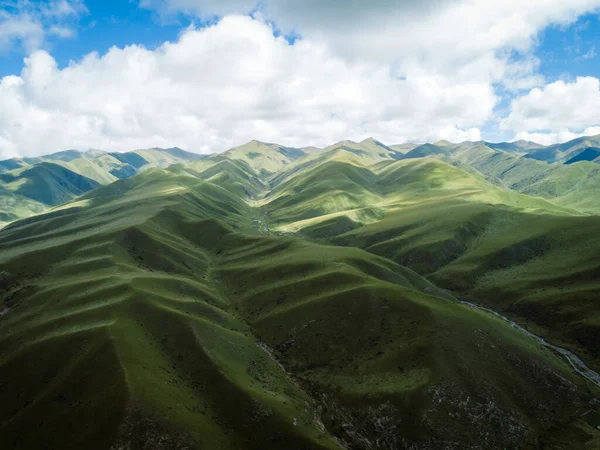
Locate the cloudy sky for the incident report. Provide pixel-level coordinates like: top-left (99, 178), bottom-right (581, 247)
top-left (0, 0), bottom-right (599, 157)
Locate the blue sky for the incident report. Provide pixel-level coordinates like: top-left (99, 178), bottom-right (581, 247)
top-left (1, 0), bottom-right (184, 76)
top-left (4, 5), bottom-right (598, 82)
top-left (3, 3), bottom-right (599, 80)
top-left (539, 13), bottom-right (600, 80)
top-left (0, 1), bottom-right (599, 156)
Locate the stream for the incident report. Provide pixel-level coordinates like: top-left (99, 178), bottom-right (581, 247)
top-left (460, 300), bottom-right (600, 388)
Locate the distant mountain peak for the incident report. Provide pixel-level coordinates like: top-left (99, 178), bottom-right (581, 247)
top-left (361, 137), bottom-right (379, 143)
top-left (248, 139), bottom-right (269, 146)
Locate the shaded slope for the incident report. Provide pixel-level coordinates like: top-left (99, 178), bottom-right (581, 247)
top-left (0, 163), bottom-right (101, 225)
top-left (334, 197), bottom-right (600, 373)
top-left (524, 134), bottom-right (600, 164)
top-left (565, 147), bottom-right (600, 165)
top-left (0, 171), bottom-right (340, 450)
top-left (0, 187), bottom-right (46, 229)
top-left (0, 162), bottom-right (100, 205)
top-left (401, 143), bottom-right (450, 159)
top-left (0, 148), bottom-right (206, 227)
top-left (0, 165), bottom-right (597, 449)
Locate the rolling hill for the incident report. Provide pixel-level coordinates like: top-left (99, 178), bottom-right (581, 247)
top-left (1, 137), bottom-right (600, 449)
top-left (0, 148), bottom-right (205, 227)
top-left (523, 134), bottom-right (600, 164)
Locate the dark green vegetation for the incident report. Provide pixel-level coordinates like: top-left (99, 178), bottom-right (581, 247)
top-left (0, 148), bottom-right (204, 226)
top-left (1, 136), bottom-right (600, 449)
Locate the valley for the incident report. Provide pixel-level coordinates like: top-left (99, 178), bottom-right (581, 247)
top-left (1, 136), bottom-right (600, 449)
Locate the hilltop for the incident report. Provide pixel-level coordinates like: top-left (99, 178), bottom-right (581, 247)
top-left (1, 135), bottom-right (600, 449)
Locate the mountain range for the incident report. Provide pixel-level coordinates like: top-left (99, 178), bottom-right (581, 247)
top-left (1, 135), bottom-right (600, 449)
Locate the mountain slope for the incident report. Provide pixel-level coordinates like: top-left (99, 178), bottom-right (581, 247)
top-left (0, 187), bottom-right (46, 228)
top-left (0, 163), bottom-right (101, 226)
top-left (0, 148), bottom-right (206, 227)
top-left (401, 143), bottom-right (450, 159)
top-left (486, 140), bottom-right (545, 153)
top-left (444, 143), bottom-right (600, 214)
top-left (524, 134), bottom-right (600, 164)
top-left (221, 141), bottom-right (307, 175)
top-left (1, 164), bottom-right (598, 449)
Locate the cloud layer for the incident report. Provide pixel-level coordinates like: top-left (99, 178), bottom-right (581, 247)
top-left (504, 77), bottom-right (600, 133)
top-left (0, 0), bottom-right (599, 157)
top-left (0, 15), bottom-right (496, 158)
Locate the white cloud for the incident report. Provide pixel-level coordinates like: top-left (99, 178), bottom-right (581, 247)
top-left (143, 0), bottom-right (600, 86)
top-left (503, 77), bottom-right (600, 136)
top-left (513, 127), bottom-right (600, 145)
top-left (134, 0), bottom-right (600, 148)
top-left (0, 16), bottom-right (496, 157)
top-left (0, 0), bottom-right (86, 52)
top-left (2, 1), bottom-right (600, 157)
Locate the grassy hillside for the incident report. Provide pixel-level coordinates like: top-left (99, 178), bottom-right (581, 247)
top-left (0, 148), bottom-right (205, 227)
top-left (486, 140), bottom-right (545, 153)
top-left (0, 163), bottom-right (101, 226)
top-left (220, 141), bottom-right (307, 175)
top-left (2, 138), bottom-right (600, 449)
top-left (401, 143), bottom-right (451, 159)
top-left (267, 158), bottom-right (579, 237)
top-left (1, 164), bottom-right (599, 449)
top-left (443, 143), bottom-right (600, 214)
top-left (0, 187), bottom-right (47, 229)
top-left (333, 196), bottom-right (600, 371)
top-left (524, 134), bottom-right (600, 164)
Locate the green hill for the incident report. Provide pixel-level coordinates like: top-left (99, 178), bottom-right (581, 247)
top-left (0, 187), bottom-right (47, 228)
top-left (0, 163), bottom-right (101, 225)
top-left (486, 140), bottom-right (545, 153)
top-left (524, 134), bottom-right (600, 164)
top-left (442, 143), bottom-right (600, 214)
top-left (402, 143), bottom-right (450, 159)
top-left (220, 140), bottom-right (308, 175)
top-left (0, 148), bottom-right (205, 227)
top-left (565, 147), bottom-right (600, 164)
top-left (2, 139), bottom-right (600, 449)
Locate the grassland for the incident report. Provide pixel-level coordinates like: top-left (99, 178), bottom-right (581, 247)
top-left (0, 148), bottom-right (205, 226)
top-left (1, 139), bottom-right (600, 449)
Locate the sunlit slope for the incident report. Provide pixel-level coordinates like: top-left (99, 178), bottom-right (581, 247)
top-left (486, 139), bottom-right (545, 153)
top-left (246, 155), bottom-right (600, 375)
top-left (264, 161), bottom-right (383, 227)
top-left (175, 156), bottom-right (268, 199)
top-left (0, 171), bottom-right (340, 450)
top-left (445, 143), bottom-right (600, 214)
top-left (266, 158), bottom-right (579, 236)
top-left (0, 165), bottom-right (596, 449)
top-left (220, 140), bottom-right (307, 175)
top-left (264, 138), bottom-right (408, 191)
top-left (54, 147), bottom-right (205, 183)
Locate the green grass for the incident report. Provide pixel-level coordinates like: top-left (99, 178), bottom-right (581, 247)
top-left (442, 142), bottom-right (600, 214)
top-left (1, 144), bottom-right (600, 449)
